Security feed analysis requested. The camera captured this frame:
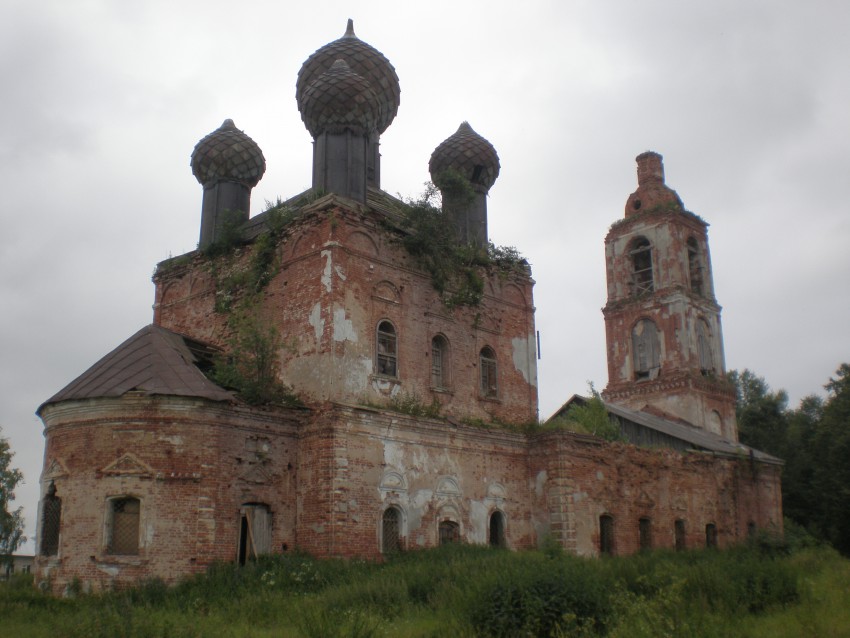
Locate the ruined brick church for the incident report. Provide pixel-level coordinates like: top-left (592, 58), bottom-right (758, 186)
top-left (33, 21), bottom-right (781, 591)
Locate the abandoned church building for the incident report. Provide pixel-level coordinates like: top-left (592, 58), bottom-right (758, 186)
top-left (33, 21), bottom-right (782, 591)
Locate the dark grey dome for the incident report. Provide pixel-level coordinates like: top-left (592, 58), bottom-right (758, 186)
top-left (190, 119), bottom-right (266, 187)
top-left (296, 19), bottom-right (400, 134)
top-left (429, 122), bottom-right (500, 191)
top-left (300, 59), bottom-right (382, 138)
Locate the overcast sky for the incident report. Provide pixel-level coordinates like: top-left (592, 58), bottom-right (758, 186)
top-left (2, 0), bottom-right (848, 552)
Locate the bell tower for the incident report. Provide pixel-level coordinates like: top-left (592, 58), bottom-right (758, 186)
top-left (601, 152), bottom-right (738, 440)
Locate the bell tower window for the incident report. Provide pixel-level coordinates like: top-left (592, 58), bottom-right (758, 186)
top-left (479, 347), bottom-right (498, 398)
top-left (376, 321), bottom-right (398, 377)
top-left (687, 237), bottom-right (703, 295)
top-left (632, 319), bottom-right (660, 380)
top-left (629, 237), bottom-right (654, 295)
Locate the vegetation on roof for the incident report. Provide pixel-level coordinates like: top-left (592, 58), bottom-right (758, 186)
top-left (398, 170), bottom-right (528, 308)
top-left (543, 384), bottom-right (623, 442)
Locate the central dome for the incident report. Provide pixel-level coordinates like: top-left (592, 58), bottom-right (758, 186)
top-left (296, 19), bottom-right (400, 134)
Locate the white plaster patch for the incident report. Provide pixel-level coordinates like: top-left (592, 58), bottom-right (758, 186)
top-left (468, 500), bottom-right (489, 544)
top-left (512, 333), bottom-right (538, 387)
top-left (596, 470), bottom-right (604, 480)
top-left (535, 470), bottom-right (548, 498)
top-left (309, 302), bottom-right (324, 342)
top-left (156, 435), bottom-right (183, 447)
top-left (96, 564), bottom-right (120, 577)
top-left (332, 307), bottom-right (358, 343)
top-left (383, 441), bottom-right (405, 471)
top-left (321, 250), bottom-right (332, 292)
top-left (334, 265), bottom-right (347, 281)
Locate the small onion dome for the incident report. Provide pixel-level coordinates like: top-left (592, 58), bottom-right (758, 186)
top-left (429, 122), bottom-right (500, 191)
top-left (300, 59), bottom-right (382, 138)
top-left (190, 119), bottom-right (266, 187)
top-left (296, 19), bottom-right (400, 134)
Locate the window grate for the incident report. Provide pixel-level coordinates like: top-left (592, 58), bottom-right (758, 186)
top-left (439, 520), bottom-right (460, 545)
top-left (382, 508), bottom-right (401, 553)
top-left (40, 486), bottom-right (61, 557)
top-left (109, 497), bottom-right (140, 555)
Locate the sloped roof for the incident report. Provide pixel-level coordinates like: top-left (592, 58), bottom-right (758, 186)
top-left (549, 395), bottom-right (782, 464)
top-left (38, 325), bottom-right (233, 413)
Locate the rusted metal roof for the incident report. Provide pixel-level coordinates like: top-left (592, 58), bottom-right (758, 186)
top-left (38, 325), bottom-right (233, 413)
top-left (548, 395), bottom-right (782, 464)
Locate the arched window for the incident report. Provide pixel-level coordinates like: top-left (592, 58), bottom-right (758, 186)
top-left (489, 511), bottom-right (506, 548)
top-left (238, 503), bottom-right (272, 565)
top-left (697, 319), bottom-right (714, 375)
top-left (382, 507), bottom-right (402, 554)
top-left (599, 514), bottom-right (615, 555)
top-left (705, 523), bottom-right (718, 548)
top-left (439, 520), bottom-right (460, 545)
top-left (40, 482), bottom-right (61, 557)
top-left (674, 519), bottom-right (686, 551)
top-left (687, 237), bottom-right (703, 295)
top-left (632, 319), bottom-right (660, 380)
top-left (629, 237), bottom-right (654, 295)
top-left (479, 347), bottom-right (498, 398)
top-left (431, 335), bottom-right (450, 389)
top-left (107, 496), bottom-right (140, 555)
top-left (376, 321), bottom-right (398, 377)
top-left (639, 517), bottom-right (652, 551)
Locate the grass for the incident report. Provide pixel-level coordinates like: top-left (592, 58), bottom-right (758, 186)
top-left (2, 542), bottom-right (848, 637)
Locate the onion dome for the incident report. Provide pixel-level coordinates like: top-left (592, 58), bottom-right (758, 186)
top-left (300, 59), bottom-right (382, 138)
top-left (429, 122), bottom-right (500, 191)
top-left (190, 119), bottom-right (266, 187)
top-left (296, 19), bottom-right (400, 134)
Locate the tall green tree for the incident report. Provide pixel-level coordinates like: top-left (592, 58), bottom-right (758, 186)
top-left (727, 369), bottom-right (789, 457)
top-left (0, 427), bottom-right (25, 567)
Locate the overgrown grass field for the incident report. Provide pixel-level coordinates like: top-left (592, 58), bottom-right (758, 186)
top-left (3, 539), bottom-right (849, 637)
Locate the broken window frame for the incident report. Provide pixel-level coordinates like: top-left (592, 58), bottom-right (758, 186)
top-left (430, 335), bottom-right (450, 389)
top-left (696, 319), bottom-right (715, 375)
top-left (40, 481), bottom-right (61, 557)
top-left (382, 507), bottom-right (402, 554)
top-left (629, 237), bottom-right (654, 296)
top-left (106, 496), bottom-right (141, 556)
top-left (687, 237), bottom-right (704, 295)
top-left (632, 319), bottom-right (661, 380)
top-left (479, 347), bottom-right (498, 398)
top-left (238, 503), bottom-right (272, 565)
top-left (375, 320), bottom-right (398, 378)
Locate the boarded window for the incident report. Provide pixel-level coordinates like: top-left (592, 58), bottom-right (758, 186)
top-left (705, 523), bottom-right (718, 548)
top-left (639, 517), bottom-right (652, 550)
top-left (630, 237), bottom-right (654, 295)
top-left (431, 336), bottom-right (449, 388)
top-left (687, 237), bottom-right (703, 295)
top-left (238, 503), bottom-right (272, 565)
top-left (40, 482), bottom-right (61, 557)
top-left (376, 321), bottom-right (398, 377)
top-left (439, 520), bottom-right (460, 545)
top-left (599, 515), bottom-right (615, 555)
top-left (108, 497), bottom-right (140, 555)
top-left (674, 519), bottom-right (686, 551)
top-left (697, 319), bottom-right (714, 375)
top-left (632, 319), bottom-right (661, 380)
top-left (479, 347), bottom-right (498, 398)
top-left (489, 511), bottom-right (506, 548)
top-left (382, 507), bottom-right (401, 554)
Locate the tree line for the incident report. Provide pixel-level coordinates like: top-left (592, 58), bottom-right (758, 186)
top-left (729, 363), bottom-right (850, 555)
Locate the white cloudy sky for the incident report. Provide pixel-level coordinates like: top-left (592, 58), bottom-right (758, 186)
top-left (2, 0), bottom-right (848, 551)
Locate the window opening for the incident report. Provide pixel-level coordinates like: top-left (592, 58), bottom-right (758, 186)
top-left (238, 503), bottom-right (272, 565)
top-left (40, 482), bottom-right (61, 557)
top-left (376, 321), bottom-right (398, 377)
top-left (382, 507), bottom-right (401, 554)
top-left (431, 336), bottom-right (449, 388)
top-left (599, 515), bottom-right (615, 555)
top-left (108, 497), bottom-right (140, 555)
top-left (479, 347), bottom-right (498, 398)
top-left (489, 511), bottom-right (506, 548)
top-left (747, 521), bottom-right (757, 539)
top-left (639, 517), bottom-right (652, 551)
top-left (632, 319), bottom-right (660, 380)
top-left (687, 237), bottom-right (703, 295)
top-left (674, 519), bottom-right (686, 551)
top-left (439, 520), bottom-right (460, 545)
top-left (705, 523), bottom-right (718, 548)
top-left (630, 237), bottom-right (654, 295)
top-left (697, 319), bottom-right (714, 375)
